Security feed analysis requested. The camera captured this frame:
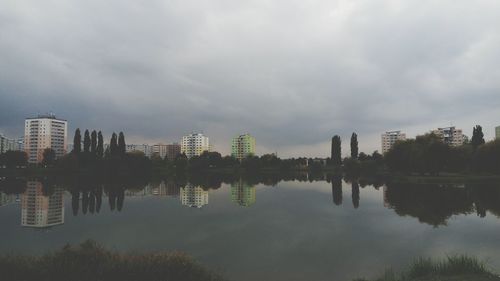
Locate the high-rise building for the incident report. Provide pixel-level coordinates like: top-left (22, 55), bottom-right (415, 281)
top-left (0, 192), bottom-right (15, 207)
top-left (180, 184), bottom-right (208, 208)
top-left (432, 126), bottom-right (464, 147)
top-left (21, 181), bottom-right (64, 228)
top-left (181, 133), bottom-right (210, 158)
top-left (381, 131), bottom-right (406, 154)
top-left (231, 180), bottom-right (256, 207)
top-left (231, 134), bottom-right (256, 160)
top-left (0, 134), bottom-right (19, 153)
top-left (496, 126), bottom-right (500, 140)
top-left (126, 144), bottom-right (152, 157)
top-left (152, 143), bottom-right (168, 159)
top-left (24, 114), bottom-right (67, 163)
top-left (166, 143), bottom-right (181, 160)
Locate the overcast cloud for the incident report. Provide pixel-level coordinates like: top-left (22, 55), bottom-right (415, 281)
top-left (1, 0), bottom-right (499, 157)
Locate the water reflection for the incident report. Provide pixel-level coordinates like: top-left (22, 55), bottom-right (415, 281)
top-left (0, 192), bottom-right (17, 207)
top-left (231, 179), bottom-right (256, 207)
top-left (180, 184), bottom-right (209, 208)
top-left (21, 181), bottom-right (64, 228)
top-left (383, 182), bottom-right (500, 226)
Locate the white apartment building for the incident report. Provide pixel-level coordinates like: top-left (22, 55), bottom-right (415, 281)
top-left (126, 144), bottom-right (152, 157)
top-left (24, 114), bottom-right (67, 163)
top-left (180, 184), bottom-right (208, 208)
top-left (381, 131), bottom-right (407, 154)
top-left (181, 133), bottom-right (210, 158)
top-left (432, 127), bottom-right (464, 147)
top-left (0, 134), bottom-right (23, 153)
top-left (21, 181), bottom-right (64, 228)
top-left (152, 143), bottom-right (168, 159)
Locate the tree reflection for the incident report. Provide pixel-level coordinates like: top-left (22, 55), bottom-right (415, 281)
top-left (331, 176), bottom-right (343, 206)
top-left (352, 182), bottom-right (360, 209)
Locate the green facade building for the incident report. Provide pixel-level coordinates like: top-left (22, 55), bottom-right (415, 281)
top-left (496, 126), bottom-right (500, 140)
top-left (231, 134), bottom-right (256, 160)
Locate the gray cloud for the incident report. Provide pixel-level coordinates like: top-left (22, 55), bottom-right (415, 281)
top-left (1, 0), bottom-right (499, 156)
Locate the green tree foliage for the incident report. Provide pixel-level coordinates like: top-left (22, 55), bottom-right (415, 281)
top-left (110, 133), bottom-right (118, 155)
top-left (91, 130), bottom-right (97, 154)
top-left (473, 139), bottom-right (500, 174)
top-left (118, 132), bottom-right (126, 155)
top-left (331, 135), bottom-right (342, 166)
top-left (73, 128), bottom-right (81, 153)
top-left (83, 129), bottom-right (91, 153)
top-left (350, 133), bottom-right (358, 159)
top-left (42, 148), bottom-right (56, 167)
top-left (0, 151), bottom-right (27, 168)
top-left (97, 131), bottom-right (104, 158)
top-left (471, 125), bottom-right (485, 148)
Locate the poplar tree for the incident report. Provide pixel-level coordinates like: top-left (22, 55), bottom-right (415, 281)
top-left (350, 132), bottom-right (358, 159)
top-left (83, 130), bottom-right (91, 153)
top-left (91, 130), bottom-right (97, 154)
top-left (73, 129), bottom-right (81, 153)
top-left (331, 135), bottom-right (342, 166)
top-left (471, 125), bottom-right (485, 148)
top-left (97, 131), bottom-right (104, 158)
top-left (110, 133), bottom-right (118, 155)
top-left (118, 132), bottom-right (126, 155)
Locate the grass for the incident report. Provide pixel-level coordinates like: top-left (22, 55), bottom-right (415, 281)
top-left (0, 240), bottom-right (226, 281)
top-left (355, 255), bottom-right (500, 281)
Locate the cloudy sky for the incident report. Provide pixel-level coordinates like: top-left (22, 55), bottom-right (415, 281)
top-left (1, 0), bottom-right (499, 157)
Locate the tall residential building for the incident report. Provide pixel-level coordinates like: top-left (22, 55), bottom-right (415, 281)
top-left (166, 143), bottom-right (181, 160)
top-left (126, 144), bottom-right (152, 157)
top-left (381, 131), bottom-right (406, 154)
top-left (21, 181), bottom-right (64, 228)
top-left (432, 126), bottom-right (464, 147)
top-left (496, 126), bottom-right (500, 140)
top-left (24, 114), bottom-right (67, 163)
top-left (231, 134), bottom-right (256, 160)
top-left (181, 133), bottom-right (210, 158)
top-left (0, 134), bottom-right (21, 153)
top-left (180, 184), bottom-right (208, 208)
top-left (152, 143), bottom-right (168, 159)
top-left (230, 180), bottom-right (256, 207)
top-left (0, 192), bottom-right (15, 207)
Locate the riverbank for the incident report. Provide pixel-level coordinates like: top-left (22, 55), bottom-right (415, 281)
top-left (355, 255), bottom-right (500, 281)
top-left (0, 240), bottom-right (225, 281)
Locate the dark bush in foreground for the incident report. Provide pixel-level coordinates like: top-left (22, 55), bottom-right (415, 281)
top-left (0, 240), bottom-right (225, 281)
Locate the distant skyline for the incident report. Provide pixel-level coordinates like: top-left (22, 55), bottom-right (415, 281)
top-left (1, 1), bottom-right (499, 157)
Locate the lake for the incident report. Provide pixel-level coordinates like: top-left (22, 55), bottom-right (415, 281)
top-left (1, 177), bottom-right (500, 281)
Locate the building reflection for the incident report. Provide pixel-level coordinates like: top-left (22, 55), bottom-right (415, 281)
top-left (21, 181), bottom-right (64, 228)
top-left (0, 192), bottom-right (16, 207)
top-left (152, 181), bottom-right (180, 198)
top-left (180, 184), bottom-right (208, 208)
top-left (231, 180), bottom-right (256, 207)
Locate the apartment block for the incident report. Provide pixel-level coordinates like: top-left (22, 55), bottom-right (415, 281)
top-left (24, 114), bottom-right (67, 163)
top-left (432, 126), bottom-right (464, 147)
top-left (381, 131), bottom-right (406, 154)
top-left (231, 134), bottom-right (256, 160)
top-left (181, 133), bottom-right (210, 158)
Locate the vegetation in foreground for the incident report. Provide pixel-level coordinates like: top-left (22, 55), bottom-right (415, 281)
top-left (354, 255), bottom-right (500, 281)
top-left (0, 240), bottom-right (226, 281)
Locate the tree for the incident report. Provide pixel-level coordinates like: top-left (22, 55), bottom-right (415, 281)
top-left (73, 129), bottom-right (81, 153)
top-left (91, 130), bottom-right (97, 154)
top-left (42, 148), bottom-right (56, 167)
top-left (109, 133), bottom-right (118, 156)
top-left (350, 132), bottom-right (358, 159)
top-left (471, 125), bottom-right (485, 148)
top-left (97, 131), bottom-right (104, 158)
top-left (83, 129), bottom-right (91, 153)
top-left (118, 132), bottom-right (126, 155)
top-left (331, 135), bottom-right (342, 166)
top-left (2, 151), bottom-right (27, 168)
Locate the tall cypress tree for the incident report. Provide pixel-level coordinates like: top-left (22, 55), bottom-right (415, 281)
top-left (73, 129), bottom-right (81, 154)
top-left (118, 132), bottom-right (126, 155)
top-left (91, 130), bottom-right (97, 154)
top-left (350, 132), bottom-right (358, 159)
top-left (110, 133), bottom-right (118, 155)
top-left (97, 131), bottom-right (104, 158)
top-left (471, 125), bottom-right (485, 148)
top-left (83, 130), bottom-right (91, 153)
top-left (331, 135), bottom-right (342, 166)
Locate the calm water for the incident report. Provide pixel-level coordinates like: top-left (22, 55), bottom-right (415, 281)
top-left (1, 178), bottom-right (500, 281)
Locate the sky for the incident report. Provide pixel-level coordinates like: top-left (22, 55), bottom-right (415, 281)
top-left (1, 0), bottom-right (499, 157)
